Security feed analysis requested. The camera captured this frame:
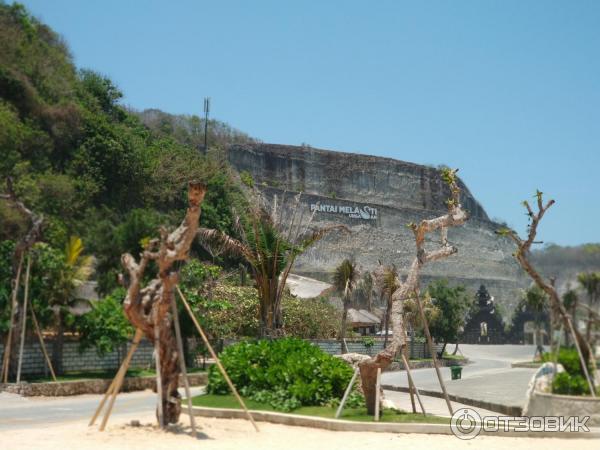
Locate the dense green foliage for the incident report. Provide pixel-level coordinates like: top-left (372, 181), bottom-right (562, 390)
top-left (207, 338), bottom-right (353, 411)
top-left (0, 1), bottom-right (251, 297)
top-left (427, 280), bottom-right (471, 351)
top-left (542, 348), bottom-right (597, 396)
top-left (76, 288), bottom-right (133, 355)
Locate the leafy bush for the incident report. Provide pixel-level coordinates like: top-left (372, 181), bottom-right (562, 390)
top-left (541, 347), bottom-right (593, 377)
top-left (207, 338), bottom-right (353, 411)
top-left (552, 372), bottom-right (590, 396)
top-left (542, 347), bottom-right (596, 396)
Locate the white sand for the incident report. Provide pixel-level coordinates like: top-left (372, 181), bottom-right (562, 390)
top-left (0, 412), bottom-right (597, 450)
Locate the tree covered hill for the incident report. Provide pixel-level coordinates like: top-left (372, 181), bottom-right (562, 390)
top-left (0, 2), bottom-right (250, 294)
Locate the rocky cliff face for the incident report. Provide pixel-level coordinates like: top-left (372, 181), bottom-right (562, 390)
top-left (228, 143), bottom-right (525, 315)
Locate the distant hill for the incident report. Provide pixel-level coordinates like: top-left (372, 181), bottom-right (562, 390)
top-left (529, 244), bottom-right (600, 294)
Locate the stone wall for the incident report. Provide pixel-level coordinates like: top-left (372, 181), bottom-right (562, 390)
top-left (0, 339), bottom-right (155, 376)
top-left (228, 143), bottom-right (527, 316)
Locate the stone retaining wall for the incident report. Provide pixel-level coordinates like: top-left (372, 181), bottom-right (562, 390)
top-left (0, 372), bottom-right (208, 397)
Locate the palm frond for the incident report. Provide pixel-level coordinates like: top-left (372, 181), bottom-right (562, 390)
top-left (197, 227), bottom-right (255, 264)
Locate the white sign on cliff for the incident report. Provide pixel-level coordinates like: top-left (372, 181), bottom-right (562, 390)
top-left (310, 203), bottom-right (378, 220)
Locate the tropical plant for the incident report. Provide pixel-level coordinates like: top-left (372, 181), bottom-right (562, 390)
top-left (46, 236), bottom-right (94, 374)
top-left (198, 193), bottom-right (347, 336)
top-left (427, 280), bottom-right (471, 356)
top-left (77, 287), bottom-right (133, 356)
top-left (577, 272), bottom-right (600, 341)
top-left (207, 338), bottom-right (353, 411)
top-left (333, 258), bottom-right (359, 353)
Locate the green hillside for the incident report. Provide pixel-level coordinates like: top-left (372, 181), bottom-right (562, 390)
top-left (0, 2), bottom-right (249, 294)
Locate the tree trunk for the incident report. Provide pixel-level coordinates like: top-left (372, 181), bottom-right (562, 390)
top-left (439, 342), bottom-right (447, 358)
top-left (452, 343), bottom-right (459, 355)
top-left (383, 295), bottom-right (391, 348)
top-left (340, 301), bottom-right (349, 354)
top-left (121, 181), bottom-right (206, 425)
top-left (52, 311), bottom-right (64, 376)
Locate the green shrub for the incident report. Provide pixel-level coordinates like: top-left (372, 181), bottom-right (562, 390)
top-left (552, 372), bottom-right (590, 396)
top-left (541, 347), bottom-right (593, 377)
top-left (207, 338), bottom-right (353, 411)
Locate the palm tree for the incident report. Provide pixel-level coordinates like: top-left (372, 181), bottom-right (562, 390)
top-left (380, 265), bottom-right (399, 347)
top-left (333, 259), bottom-right (358, 353)
top-left (562, 288), bottom-right (579, 346)
top-left (48, 236), bottom-right (93, 374)
top-left (525, 285), bottom-right (548, 358)
top-left (578, 272), bottom-right (600, 341)
top-left (198, 193), bottom-right (347, 337)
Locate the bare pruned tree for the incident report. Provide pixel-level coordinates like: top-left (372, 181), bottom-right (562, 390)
top-left (120, 181), bottom-right (207, 424)
top-left (498, 190), bottom-right (596, 396)
top-left (358, 169), bottom-right (468, 414)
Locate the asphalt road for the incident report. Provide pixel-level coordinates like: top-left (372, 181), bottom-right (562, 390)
top-left (381, 344), bottom-right (542, 410)
top-left (0, 344), bottom-right (541, 432)
top-left (0, 386), bottom-right (204, 432)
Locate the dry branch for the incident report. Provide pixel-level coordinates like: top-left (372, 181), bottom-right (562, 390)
top-left (358, 169), bottom-right (468, 414)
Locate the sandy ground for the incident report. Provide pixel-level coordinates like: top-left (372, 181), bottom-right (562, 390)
top-left (0, 411), bottom-right (597, 450)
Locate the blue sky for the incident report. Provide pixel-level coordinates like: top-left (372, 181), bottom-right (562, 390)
top-left (20, 0), bottom-right (600, 246)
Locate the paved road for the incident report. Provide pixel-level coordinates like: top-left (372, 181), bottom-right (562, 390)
top-left (382, 344), bottom-right (543, 411)
top-left (0, 386), bottom-right (204, 432)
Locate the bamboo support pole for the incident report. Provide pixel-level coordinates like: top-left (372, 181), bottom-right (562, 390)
top-left (400, 352), bottom-right (426, 414)
top-left (335, 367), bottom-right (359, 419)
top-left (2, 253), bottom-right (24, 383)
top-left (176, 285), bottom-right (259, 432)
top-left (403, 345), bottom-right (417, 413)
top-left (374, 367), bottom-right (381, 421)
top-left (16, 255), bottom-right (31, 384)
top-left (566, 316), bottom-right (596, 397)
top-left (154, 323), bottom-right (165, 429)
top-left (29, 296), bottom-right (56, 382)
top-left (415, 291), bottom-right (453, 415)
top-left (95, 329), bottom-right (143, 430)
top-left (170, 296), bottom-right (197, 437)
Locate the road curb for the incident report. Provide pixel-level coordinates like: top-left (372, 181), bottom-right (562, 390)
top-left (381, 384), bottom-right (523, 416)
top-left (184, 406), bottom-right (600, 438)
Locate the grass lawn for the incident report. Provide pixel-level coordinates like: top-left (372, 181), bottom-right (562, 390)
top-left (191, 394), bottom-right (449, 424)
top-left (25, 367), bottom-right (205, 383)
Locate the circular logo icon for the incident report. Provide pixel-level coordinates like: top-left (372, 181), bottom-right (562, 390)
top-left (450, 407), bottom-right (482, 440)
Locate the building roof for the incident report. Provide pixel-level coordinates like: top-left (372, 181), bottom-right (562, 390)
top-left (347, 308), bottom-right (381, 326)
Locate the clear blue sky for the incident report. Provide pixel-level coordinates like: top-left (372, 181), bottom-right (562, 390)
top-left (20, 0), bottom-right (600, 246)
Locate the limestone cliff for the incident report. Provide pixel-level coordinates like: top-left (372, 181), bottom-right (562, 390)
top-left (228, 143), bottom-right (525, 315)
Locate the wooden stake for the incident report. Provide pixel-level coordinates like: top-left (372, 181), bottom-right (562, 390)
top-left (2, 253), bottom-right (24, 383)
top-left (400, 352), bottom-right (426, 415)
top-left (335, 367), bottom-right (359, 419)
top-left (170, 296), bottom-right (197, 437)
top-left (415, 290), bottom-right (453, 415)
top-left (16, 255), bottom-right (31, 383)
top-left (154, 320), bottom-right (165, 429)
top-left (97, 329), bottom-right (143, 430)
top-left (374, 367), bottom-right (381, 421)
top-left (176, 286), bottom-right (259, 432)
top-left (29, 296), bottom-right (56, 382)
top-left (403, 345), bottom-right (417, 413)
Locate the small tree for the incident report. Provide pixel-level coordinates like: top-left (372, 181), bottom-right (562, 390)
top-left (358, 168), bottom-right (468, 414)
top-left (499, 191), bottom-right (596, 396)
top-left (198, 192), bottom-right (347, 337)
top-left (333, 259), bottom-right (358, 353)
top-left (577, 272), bottom-right (600, 342)
top-left (426, 280), bottom-right (470, 356)
top-left (77, 288), bottom-right (133, 357)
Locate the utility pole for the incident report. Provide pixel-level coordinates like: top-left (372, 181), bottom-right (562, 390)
top-left (203, 97), bottom-right (210, 154)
